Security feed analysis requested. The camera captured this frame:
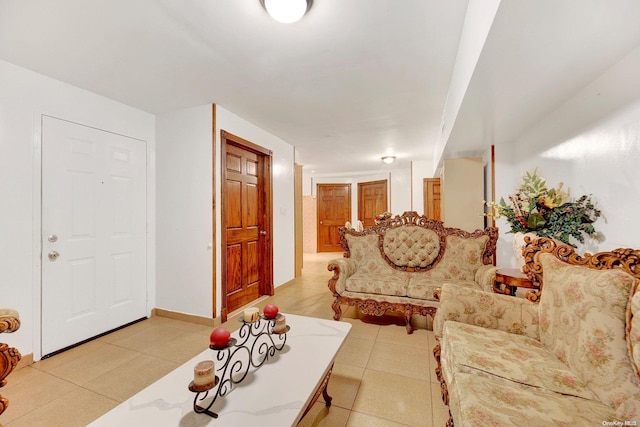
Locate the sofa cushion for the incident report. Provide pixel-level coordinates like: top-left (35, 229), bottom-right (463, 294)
top-left (441, 321), bottom-right (596, 400)
top-left (345, 271), bottom-right (408, 296)
top-left (432, 235), bottom-right (489, 281)
top-left (344, 234), bottom-right (388, 274)
top-left (446, 371), bottom-right (614, 427)
top-left (628, 280), bottom-right (640, 376)
top-left (382, 226), bottom-right (440, 268)
top-left (538, 253), bottom-right (640, 411)
top-left (406, 277), bottom-right (479, 301)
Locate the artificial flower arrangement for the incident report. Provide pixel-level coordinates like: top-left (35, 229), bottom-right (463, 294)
top-left (485, 170), bottom-right (601, 247)
top-left (374, 211), bottom-right (393, 225)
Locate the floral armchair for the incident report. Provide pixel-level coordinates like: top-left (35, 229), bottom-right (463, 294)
top-left (432, 237), bottom-right (640, 426)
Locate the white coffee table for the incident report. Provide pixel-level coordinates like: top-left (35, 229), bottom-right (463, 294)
top-left (89, 314), bottom-right (351, 426)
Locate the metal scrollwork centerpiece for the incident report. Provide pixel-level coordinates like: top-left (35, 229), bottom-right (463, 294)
top-left (189, 314), bottom-right (288, 419)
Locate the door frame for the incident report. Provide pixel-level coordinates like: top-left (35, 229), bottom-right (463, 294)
top-left (357, 179), bottom-right (388, 228)
top-left (220, 130), bottom-right (273, 321)
top-left (316, 183), bottom-right (352, 252)
top-left (33, 113), bottom-right (152, 360)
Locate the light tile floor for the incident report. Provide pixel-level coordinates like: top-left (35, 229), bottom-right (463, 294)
top-left (2, 252), bottom-right (449, 427)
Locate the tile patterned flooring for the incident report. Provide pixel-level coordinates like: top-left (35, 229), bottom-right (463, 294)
top-left (2, 252), bottom-right (449, 426)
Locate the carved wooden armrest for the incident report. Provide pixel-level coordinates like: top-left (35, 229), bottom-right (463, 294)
top-left (0, 309), bottom-right (20, 334)
top-left (327, 258), bottom-right (356, 295)
top-left (475, 264), bottom-right (497, 293)
top-left (0, 308), bottom-right (21, 416)
top-left (433, 284), bottom-right (540, 340)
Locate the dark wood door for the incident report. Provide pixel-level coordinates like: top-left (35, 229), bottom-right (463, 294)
top-left (222, 131), bottom-right (273, 319)
top-left (358, 180), bottom-right (388, 228)
top-left (317, 184), bottom-right (351, 252)
top-left (424, 178), bottom-right (441, 220)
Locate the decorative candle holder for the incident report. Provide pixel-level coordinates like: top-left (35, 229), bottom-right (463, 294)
top-left (188, 314), bottom-right (289, 419)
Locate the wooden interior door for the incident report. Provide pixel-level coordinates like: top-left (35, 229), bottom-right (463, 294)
top-left (317, 184), bottom-right (351, 252)
top-left (358, 180), bottom-right (388, 228)
top-left (222, 131), bottom-right (273, 319)
top-left (424, 178), bottom-right (441, 220)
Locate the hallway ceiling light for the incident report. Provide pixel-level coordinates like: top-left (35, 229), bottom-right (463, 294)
top-left (381, 156), bottom-right (396, 164)
top-left (261, 0), bottom-right (312, 23)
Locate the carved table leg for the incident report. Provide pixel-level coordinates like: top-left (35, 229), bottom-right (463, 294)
top-left (299, 364), bottom-right (334, 422)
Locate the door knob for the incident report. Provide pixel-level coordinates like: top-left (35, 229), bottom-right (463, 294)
top-left (48, 251), bottom-right (60, 261)
top-left (259, 230), bottom-right (267, 236)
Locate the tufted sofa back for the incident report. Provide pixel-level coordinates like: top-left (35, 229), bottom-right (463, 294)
top-left (383, 226), bottom-right (441, 268)
top-left (338, 211), bottom-right (498, 274)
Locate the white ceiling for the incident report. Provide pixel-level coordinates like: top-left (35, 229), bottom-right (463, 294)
top-left (2, 1), bottom-right (640, 175)
top-left (0, 0), bottom-right (468, 174)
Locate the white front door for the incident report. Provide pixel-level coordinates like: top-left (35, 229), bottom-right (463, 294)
top-left (41, 116), bottom-right (147, 356)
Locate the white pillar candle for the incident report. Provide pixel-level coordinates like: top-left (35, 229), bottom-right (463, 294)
top-left (273, 314), bottom-right (287, 334)
top-left (193, 360), bottom-right (215, 391)
top-left (243, 307), bottom-right (259, 322)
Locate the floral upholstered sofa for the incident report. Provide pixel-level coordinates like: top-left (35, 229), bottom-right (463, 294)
top-left (433, 237), bottom-right (640, 426)
top-left (327, 211), bottom-right (498, 333)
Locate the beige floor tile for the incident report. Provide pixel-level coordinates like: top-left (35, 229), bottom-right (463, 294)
top-left (430, 381), bottom-right (450, 427)
top-left (85, 354), bottom-right (179, 402)
top-left (146, 332), bottom-right (210, 364)
top-left (1, 368), bottom-right (77, 424)
top-left (32, 339), bottom-right (108, 371)
top-left (297, 400), bottom-right (350, 427)
top-left (37, 343), bottom-right (140, 385)
top-left (340, 318), bottom-right (380, 341)
top-left (146, 315), bottom-right (214, 335)
top-left (376, 323), bottom-right (430, 349)
top-left (366, 341), bottom-right (431, 381)
top-left (335, 336), bottom-right (375, 368)
top-left (328, 362), bottom-right (364, 410)
top-left (96, 318), bottom-right (154, 344)
top-left (108, 323), bottom-right (187, 352)
top-left (346, 411), bottom-right (412, 426)
top-left (352, 369), bottom-right (432, 427)
top-left (303, 304), bottom-right (338, 320)
top-left (6, 388), bottom-right (118, 427)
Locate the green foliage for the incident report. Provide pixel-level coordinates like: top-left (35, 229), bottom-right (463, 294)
top-left (490, 171), bottom-right (601, 247)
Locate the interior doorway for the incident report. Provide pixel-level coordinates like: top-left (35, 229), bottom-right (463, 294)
top-left (316, 184), bottom-right (351, 252)
top-left (424, 178), bottom-right (441, 220)
top-left (221, 131), bottom-right (273, 320)
top-left (41, 116), bottom-right (147, 357)
top-left (358, 180), bottom-right (388, 228)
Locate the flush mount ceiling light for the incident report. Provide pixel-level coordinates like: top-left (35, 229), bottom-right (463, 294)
top-left (381, 156), bottom-right (396, 164)
top-left (261, 0), bottom-right (312, 23)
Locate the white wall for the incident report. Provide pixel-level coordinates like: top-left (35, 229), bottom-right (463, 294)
top-left (304, 168), bottom-right (413, 225)
top-left (155, 105), bottom-right (213, 317)
top-left (155, 105), bottom-right (296, 318)
top-left (0, 59), bottom-right (155, 359)
top-left (435, 0), bottom-right (502, 167)
top-left (493, 45), bottom-right (640, 266)
top-left (411, 160), bottom-right (436, 214)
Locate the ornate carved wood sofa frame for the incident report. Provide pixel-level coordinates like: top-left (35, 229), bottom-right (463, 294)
top-left (0, 309), bottom-right (21, 416)
top-left (433, 237), bottom-right (640, 426)
top-left (327, 211), bottom-right (498, 333)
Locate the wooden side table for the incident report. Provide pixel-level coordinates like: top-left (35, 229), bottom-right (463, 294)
top-left (493, 269), bottom-right (540, 302)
